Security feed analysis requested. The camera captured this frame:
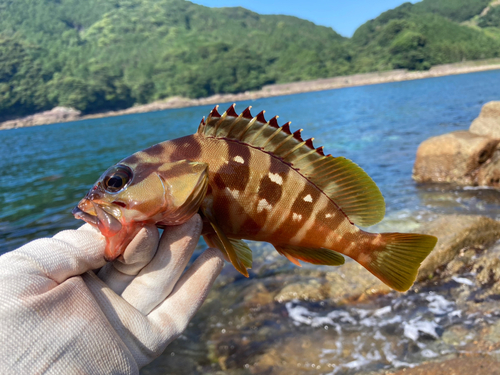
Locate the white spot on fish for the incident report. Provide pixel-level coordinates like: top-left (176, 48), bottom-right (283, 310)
top-left (303, 194), bottom-right (313, 202)
top-left (257, 198), bottom-right (273, 213)
top-left (268, 172), bottom-right (283, 185)
top-left (325, 213), bottom-right (333, 218)
top-left (293, 213), bottom-right (302, 221)
top-left (225, 187), bottom-right (240, 199)
top-left (233, 156), bottom-right (245, 164)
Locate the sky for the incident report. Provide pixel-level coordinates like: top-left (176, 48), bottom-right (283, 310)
top-left (190, 0), bottom-right (420, 37)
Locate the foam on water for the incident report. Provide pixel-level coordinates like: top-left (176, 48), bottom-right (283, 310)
top-left (284, 288), bottom-right (478, 373)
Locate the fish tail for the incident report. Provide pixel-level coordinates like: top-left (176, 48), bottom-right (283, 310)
top-left (358, 233), bottom-right (437, 292)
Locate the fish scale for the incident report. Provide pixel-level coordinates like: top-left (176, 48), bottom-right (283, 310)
top-left (74, 104), bottom-right (437, 292)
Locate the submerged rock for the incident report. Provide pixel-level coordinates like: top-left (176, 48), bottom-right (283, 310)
top-left (470, 101), bottom-right (500, 139)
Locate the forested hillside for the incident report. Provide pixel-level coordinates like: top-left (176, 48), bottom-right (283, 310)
top-left (1, 0), bottom-right (500, 120)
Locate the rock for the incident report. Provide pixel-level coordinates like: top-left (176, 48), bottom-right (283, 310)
top-left (0, 106), bottom-right (81, 130)
top-left (243, 282), bottom-right (274, 307)
top-left (470, 101), bottom-right (500, 139)
top-left (377, 355), bottom-right (500, 375)
top-left (477, 148), bottom-right (500, 187)
top-left (412, 131), bottom-right (499, 185)
top-left (416, 215), bottom-right (500, 281)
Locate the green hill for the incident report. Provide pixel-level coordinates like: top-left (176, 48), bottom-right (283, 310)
top-left (351, 1), bottom-right (500, 71)
top-left (1, 0), bottom-right (500, 120)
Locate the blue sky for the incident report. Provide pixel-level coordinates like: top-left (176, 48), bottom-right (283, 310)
top-left (190, 0), bottom-right (420, 37)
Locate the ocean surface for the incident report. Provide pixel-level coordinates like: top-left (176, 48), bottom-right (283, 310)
top-left (2, 70), bottom-right (500, 253)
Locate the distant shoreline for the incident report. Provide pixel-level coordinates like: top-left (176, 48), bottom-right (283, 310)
top-left (2, 58), bottom-right (500, 131)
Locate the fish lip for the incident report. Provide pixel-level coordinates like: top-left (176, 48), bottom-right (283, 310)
top-left (93, 202), bottom-right (123, 236)
top-left (72, 202), bottom-right (123, 238)
top-left (72, 206), bottom-right (99, 227)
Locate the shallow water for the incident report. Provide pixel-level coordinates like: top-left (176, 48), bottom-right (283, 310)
top-left (2, 70), bottom-right (500, 373)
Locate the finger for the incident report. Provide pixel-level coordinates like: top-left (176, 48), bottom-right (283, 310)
top-left (83, 248), bottom-right (223, 367)
top-left (1, 226), bottom-right (107, 283)
top-left (121, 214), bottom-right (202, 315)
top-left (97, 225), bottom-right (159, 295)
top-left (148, 248), bottom-right (224, 344)
top-left (82, 271), bottom-right (159, 365)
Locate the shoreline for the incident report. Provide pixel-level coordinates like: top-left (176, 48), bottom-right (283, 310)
top-left (2, 58), bottom-right (500, 131)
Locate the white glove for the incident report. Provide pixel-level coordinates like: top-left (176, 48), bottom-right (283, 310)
top-left (0, 214), bottom-right (223, 374)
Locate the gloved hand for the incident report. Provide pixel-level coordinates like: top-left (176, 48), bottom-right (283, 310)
top-left (0, 214), bottom-right (223, 374)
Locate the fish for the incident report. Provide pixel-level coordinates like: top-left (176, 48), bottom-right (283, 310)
top-left (73, 104), bottom-right (437, 292)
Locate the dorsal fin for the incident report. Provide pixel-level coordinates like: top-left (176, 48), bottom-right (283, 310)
top-left (198, 105), bottom-right (385, 226)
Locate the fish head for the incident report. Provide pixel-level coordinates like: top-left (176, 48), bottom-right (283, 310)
top-left (73, 158), bottom-right (209, 260)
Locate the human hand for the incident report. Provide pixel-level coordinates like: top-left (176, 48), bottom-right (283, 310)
top-left (0, 214), bottom-right (223, 374)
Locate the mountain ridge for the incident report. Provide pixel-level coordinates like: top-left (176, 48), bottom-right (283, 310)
top-left (1, 0), bottom-right (499, 120)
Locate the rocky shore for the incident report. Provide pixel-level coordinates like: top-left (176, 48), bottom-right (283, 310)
top-left (2, 59), bottom-right (500, 131)
top-left (141, 213), bottom-right (500, 375)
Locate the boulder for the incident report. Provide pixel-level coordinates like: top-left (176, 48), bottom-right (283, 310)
top-left (416, 215), bottom-right (500, 281)
top-left (412, 131), bottom-right (499, 185)
top-left (477, 148), bottom-right (500, 187)
top-left (470, 101), bottom-right (500, 139)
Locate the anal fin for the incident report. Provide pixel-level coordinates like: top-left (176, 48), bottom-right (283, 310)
top-left (274, 245), bottom-right (345, 266)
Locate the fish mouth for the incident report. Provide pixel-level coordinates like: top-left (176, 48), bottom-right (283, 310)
top-left (72, 206), bottom-right (100, 226)
top-left (72, 201), bottom-right (123, 237)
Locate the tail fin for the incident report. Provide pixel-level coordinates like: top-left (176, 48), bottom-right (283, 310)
top-left (363, 233), bottom-right (437, 292)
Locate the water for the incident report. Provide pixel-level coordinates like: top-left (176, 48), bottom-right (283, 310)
top-left (1, 70), bottom-right (500, 373)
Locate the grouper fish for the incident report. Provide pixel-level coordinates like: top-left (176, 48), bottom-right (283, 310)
top-left (73, 105), bottom-right (437, 292)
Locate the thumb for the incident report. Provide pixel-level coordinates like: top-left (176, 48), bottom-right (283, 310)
top-left (2, 225), bottom-right (107, 283)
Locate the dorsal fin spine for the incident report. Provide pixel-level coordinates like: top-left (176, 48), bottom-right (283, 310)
top-left (293, 129), bottom-right (303, 141)
top-left (261, 127), bottom-right (283, 148)
top-left (293, 148), bottom-right (318, 163)
top-left (256, 110), bottom-right (266, 123)
top-left (226, 104), bottom-right (238, 117)
top-left (247, 121), bottom-right (268, 144)
top-left (241, 107), bottom-right (253, 119)
top-left (210, 105), bottom-right (221, 118)
top-left (271, 133), bottom-right (294, 153)
top-left (281, 122), bottom-right (291, 135)
top-left (237, 116), bottom-right (258, 140)
top-left (213, 111), bottom-right (228, 137)
top-left (225, 113), bottom-right (244, 138)
top-left (197, 117), bottom-right (206, 133)
top-left (281, 141), bottom-right (307, 159)
top-left (305, 138), bottom-right (315, 149)
top-left (269, 116), bottom-right (279, 128)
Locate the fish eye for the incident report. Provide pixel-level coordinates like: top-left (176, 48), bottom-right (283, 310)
top-left (102, 164), bottom-right (133, 193)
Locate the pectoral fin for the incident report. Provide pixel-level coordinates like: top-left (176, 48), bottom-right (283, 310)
top-left (274, 244), bottom-right (345, 266)
top-left (201, 204), bottom-right (250, 277)
top-left (159, 161), bottom-right (209, 224)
